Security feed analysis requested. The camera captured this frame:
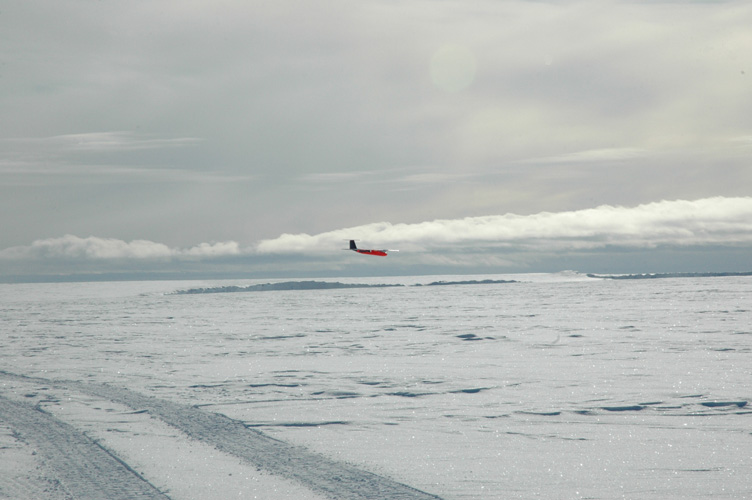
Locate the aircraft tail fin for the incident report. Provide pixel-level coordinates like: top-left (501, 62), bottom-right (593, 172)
top-left (349, 240), bottom-right (357, 250)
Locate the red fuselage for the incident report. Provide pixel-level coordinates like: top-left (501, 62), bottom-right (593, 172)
top-left (355, 249), bottom-right (387, 257)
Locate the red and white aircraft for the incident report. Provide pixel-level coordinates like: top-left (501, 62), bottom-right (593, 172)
top-left (347, 240), bottom-right (397, 257)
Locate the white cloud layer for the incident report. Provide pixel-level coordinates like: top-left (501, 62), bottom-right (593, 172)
top-left (0, 235), bottom-right (241, 261)
top-left (7, 132), bottom-right (201, 152)
top-left (256, 197), bottom-right (752, 254)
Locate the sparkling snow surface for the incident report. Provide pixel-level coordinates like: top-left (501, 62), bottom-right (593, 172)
top-left (1, 273), bottom-right (751, 499)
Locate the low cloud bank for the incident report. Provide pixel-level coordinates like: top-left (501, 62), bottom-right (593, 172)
top-left (0, 235), bottom-right (241, 261)
top-left (256, 197), bottom-right (752, 254)
top-left (2, 197), bottom-right (750, 278)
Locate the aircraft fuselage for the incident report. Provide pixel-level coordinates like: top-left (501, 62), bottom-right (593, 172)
top-left (354, 249), bottom-right (388, 257)
top-left (349, 240), bottom-right (389, 256)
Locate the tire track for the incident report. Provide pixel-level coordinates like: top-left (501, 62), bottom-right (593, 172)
top-left (0, 395), bottom-right (170, 500)
top-left (73, 382), bottom-right (443, 500)
top-left (0, 372), bottom-right (443, 500)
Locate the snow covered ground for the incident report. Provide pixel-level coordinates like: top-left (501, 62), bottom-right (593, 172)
top-left (1, 273), bottom-right (750, 499)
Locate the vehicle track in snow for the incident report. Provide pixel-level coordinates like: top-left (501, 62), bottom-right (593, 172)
top-left (0, 372), bottom-right (443, 500)
top-left (0, 394), bottom-right (170, 500)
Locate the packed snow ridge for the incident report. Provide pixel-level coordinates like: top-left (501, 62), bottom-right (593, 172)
top-left (588, 271), bottom-right (752, 280)
top-left (174, 279), bottom-right (518, 295)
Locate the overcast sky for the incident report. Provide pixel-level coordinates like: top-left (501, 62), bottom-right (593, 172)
top-left (2, 1), bottom-right (751, 280)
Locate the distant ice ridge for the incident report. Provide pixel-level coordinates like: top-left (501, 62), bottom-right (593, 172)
top-left (173, 281), bottom-right (404, 294)
top-left (173, 279), bottom-right (518, 294)
top-left (412, 279), bottom-right (517, 287)
top-left (589, 271), bottom-right (752, 280)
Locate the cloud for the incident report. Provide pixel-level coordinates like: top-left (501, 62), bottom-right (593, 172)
top-left (52, 132), bottom-right (202, 152)
top-left (0, 235), bottom-right (242, 261)
top-left (182, 241), bottom-right (242, 257)
top-left (2, 133), bottom-right (202, 164)
top-left (256, 197), bottom-right (752, 255)
top-left (4, 132), bottom-right (202, 152)
top-left (1, 131), bottom-right (253, 187)
top-left (3, 198), bottom-right (750, 280)
top-left (519, 147), bottom-right (647, 165)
